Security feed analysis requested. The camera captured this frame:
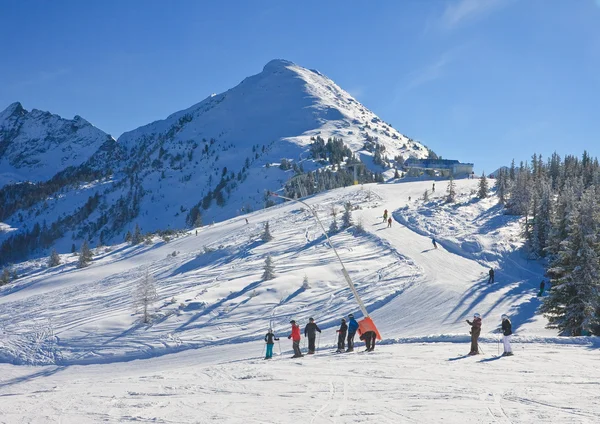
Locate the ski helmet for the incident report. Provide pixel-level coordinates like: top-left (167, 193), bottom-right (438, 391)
top-left (501, 314), bottom-right (508, 320)
top-left (290, 320), bottom-right (296, 324)
top-left (341, 318), bottom-right (346, 322)
top-left (473, 313), bottom-right (481, 318)
top-left (348, 313), bottom-right (354, 319)
top-left (309, 317), bottom-right (314, 322)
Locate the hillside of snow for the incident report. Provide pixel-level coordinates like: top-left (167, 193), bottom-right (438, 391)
top-left (1, 60), bottom-right (433, 263)
top-left (2, 178), bottom-right (599, 423)
top-left (0, 102), bottom-right (112, 187)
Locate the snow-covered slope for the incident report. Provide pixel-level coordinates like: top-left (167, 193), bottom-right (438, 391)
top-left (0, 102), bottom-right (112, 187)
top-left (1, 59), bottom-right (432, 262)
top-left (2, 179), bottom-right (598, 423)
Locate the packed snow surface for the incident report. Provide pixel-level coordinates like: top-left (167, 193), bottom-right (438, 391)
top-left (1, 179), bottom-right (598, 422)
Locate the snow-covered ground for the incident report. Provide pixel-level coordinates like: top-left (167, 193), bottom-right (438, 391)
top-left (1, 178), bottom-right (599, 422)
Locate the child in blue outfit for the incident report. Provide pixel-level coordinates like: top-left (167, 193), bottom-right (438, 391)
top-left (264, 328), bottom-right (279, 359)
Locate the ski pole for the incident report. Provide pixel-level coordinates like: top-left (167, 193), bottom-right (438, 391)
top-left (478, 343), bottom-right (485, 355)
top-left (277, 339), bottom-right (282, 355)
top-left (317, 333), bottom-right (321, 352)
top-left (261, 343), bottom-right (266, 358)
top-left (498, 334), bottom-right (500, 356)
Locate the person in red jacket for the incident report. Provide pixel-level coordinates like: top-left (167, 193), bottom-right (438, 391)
top-left (288, 320), bottom-right (303, 358)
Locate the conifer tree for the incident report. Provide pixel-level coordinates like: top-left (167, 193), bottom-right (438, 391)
top-left (48, 249), bottom-right (61, 267)
top-left (446, 176), bottom-right (456, 203)
top-left (541, 188), bottom-right (600, 335)
top-left (262, 221), bottom-right (273, 242)
top-left (77, 240), bottom-right (93, 268)
top-left (131, 223), bottom-right (143, 245)
top-left (0, 268), bottom-right (10, 286)
top-left (342, 202), bottom-right (353, 228)
top-left (262, 254), bottom-right (275, 281)
top-left (478, 172), bottom-right (489, 198)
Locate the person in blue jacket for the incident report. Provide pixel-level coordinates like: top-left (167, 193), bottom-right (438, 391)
top-left (346, 313), bottom-right (359, 352)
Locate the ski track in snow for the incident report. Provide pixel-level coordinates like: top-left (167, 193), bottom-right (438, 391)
top-left (1, 179), bottom-right (599, 422)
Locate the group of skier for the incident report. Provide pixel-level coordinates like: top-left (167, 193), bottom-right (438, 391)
top-left (265, 313), bottom-right (379, 359)
top-left (466, 312), bottom-right (513, 356)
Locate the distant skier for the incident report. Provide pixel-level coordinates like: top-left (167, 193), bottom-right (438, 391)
top-left (408, 196), bottom-right (411, 202)
top-left (466, 313), bottom-right (482, 355)
top-left (538, 280), bottom-right (545, 297)
top-left (264, 328), bottom-right (279, 359)
top-left (336, 318), bottom-right (348, 353)
top-left (360, 330), bottom-right (377, 352)
top-left (488, 268), bottom-right (495, 284)
top-left (347, 313), bottom-right (359, 352)
top-left (245, 218), bottom-right (249, 225)
top-left (288, 320), bottom-right (303, 358)
top-left (432, 182), bottom-right (435, 193)
top-left (431, 237), bottom-right (438, 249)
top-left (304, 317), bottom-right (322, 354)
top-left (387, 217), bottom-right (392, 228)
top-left (501, 314), bottom-right (513, 356)
top-left (383, 209), bottom-right (388, 223)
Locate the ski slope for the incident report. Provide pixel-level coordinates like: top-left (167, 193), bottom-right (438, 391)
top-left (1, 178), bottom-right (599, 423)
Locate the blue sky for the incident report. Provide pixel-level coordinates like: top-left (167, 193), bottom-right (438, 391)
top-left (1, 0), bottom-right (599, 174)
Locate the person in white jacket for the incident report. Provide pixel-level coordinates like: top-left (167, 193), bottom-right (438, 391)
top-left (501, 314), bottom-right (513, 356)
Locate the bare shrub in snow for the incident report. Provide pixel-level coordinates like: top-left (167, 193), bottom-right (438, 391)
top-left (302, 275), bottom-right (310, 289)
top-left (134, 269), bottom-right (158, 324)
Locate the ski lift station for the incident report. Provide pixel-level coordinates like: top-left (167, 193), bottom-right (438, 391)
top-left (403, 158), bottom-right (474, 178)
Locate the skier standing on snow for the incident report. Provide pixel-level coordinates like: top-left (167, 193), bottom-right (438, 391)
top-left (501, 314), bottom-right (513, 356)
top-left (538, 280), bottom-right (545, 297)
top-left (431, 237), bottom-right (438, 249)
top-left (288, 320), bottom-right (303, 358)
top-left (304, 317), bottom-right (322, 354)
top-left (387, 217), bottom-right (392, 228)
top-left (432, 182), bottom-right (435, 193)
top-left (264, 328), bottom-right (279, 359)
top-left (336, 318), bottom-right (348, 353)
top-left (347, 314), bottom-right (359, 352)
top-left (360, 330), bottom-right (377, 352)
top-left (488, 268), bottom-right (495, 284)
top-left (466, 313), bottom-right (482, 355)
top-left (383, 209), bottom-right (388, 223)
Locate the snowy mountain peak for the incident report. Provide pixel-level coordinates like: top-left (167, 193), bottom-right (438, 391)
top-left (262, 58), bottom-right (296, 72)
top-left (0, 102), bottom-right (25, 120)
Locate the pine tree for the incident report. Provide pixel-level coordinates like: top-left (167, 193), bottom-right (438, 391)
top-left (0, 268), bottom-right (10, 286)
top-left (302, 274), bottom-right (310, 289)
top-left (124, 231), bottom-right (132, 243)
top-left (342, 202), bottom-right (353, 228)
top-left (495, 169), bottom-right (508, 204)
top-left (262, 254), bottom-right (275, 281)
top-left (262, 222), bottom-right (273, 242)
top-left (541, 188), bottom-right (600, 335)
top-left (131, 224), bottom-right (143, 245)
top-left (48, 249), bottom-right (61, 267)
top-left (446, 176), bottom-right (456, 203)
top-left (77, 240), bottom-right (93, 268)
top-left (134, 269), bottom-right (157, 324)
top-left (329, 205), bottom-right (339, 233)
top-left (478, 172), bottom-right (489, 198)
top-left (71, 243), bottom-right (76, 254)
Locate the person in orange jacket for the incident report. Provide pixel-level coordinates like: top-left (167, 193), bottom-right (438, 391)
top-left (288, 320), bottom-right (303, 358)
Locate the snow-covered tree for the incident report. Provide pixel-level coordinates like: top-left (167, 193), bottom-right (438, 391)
top-left (329, 205), bottom-right (339, 233)
top-left (262, 221), bottom-right (273, 242)
top-left (342, 202), bottom-right (353, 228)
top-left (446, 176), bottom-right (456, 203)
top-left (135, 269), bottom-right (157, 324)
top-left (0, 268), bottom-right (10, 286)
top-left (478, 172), bottom-right (489, 199)
top-left (131, 223), bottom-right (143, 245)
top-left (48, 249), bottom-right (61, 267)
top-left (541, 188), bottom-right (600, 335)
top-left (423, 189), bottom-right (429, 202)
top-left (262, 254), bottom-right (275, 281)
top-left (77, 240), bottom-right (93, 268)
top-left (495, 169), bottom-right (509, 205)
top-left (302, 274), bottom-right (310, 289)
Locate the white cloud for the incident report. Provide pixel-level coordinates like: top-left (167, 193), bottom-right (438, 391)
top-left (439, 0), bottom-right (506, 30)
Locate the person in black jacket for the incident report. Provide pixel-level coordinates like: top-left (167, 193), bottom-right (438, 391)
top-left (336, 318), bottom-right (347, 353)
top-left (538, 280), bottom-right (546, 297)
top-left (264, 328), bottom-right (279, 359)
top-left (304, 317), bottom-right (321, 354)
top-left (501, 315), bottom-right (513, 356)
top-left (488, 268), bottom-right (495, 284)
